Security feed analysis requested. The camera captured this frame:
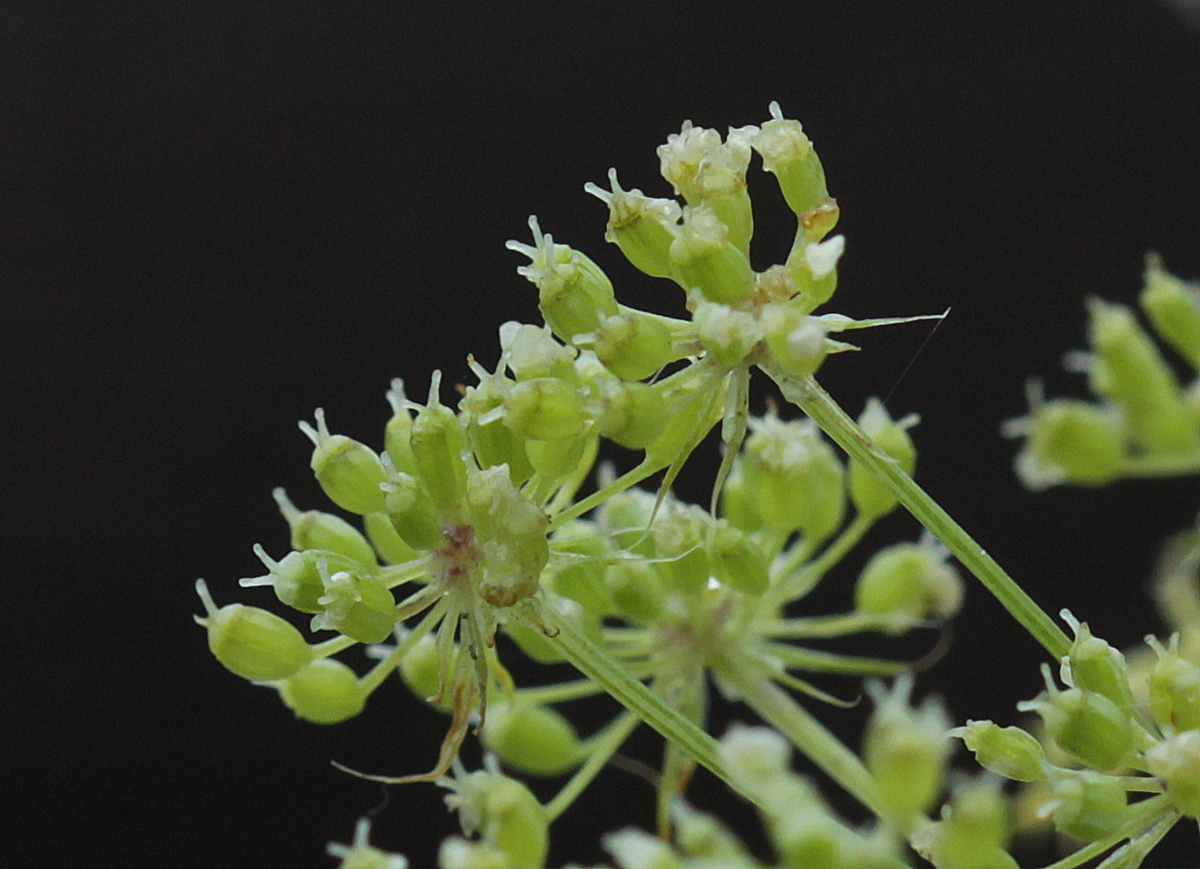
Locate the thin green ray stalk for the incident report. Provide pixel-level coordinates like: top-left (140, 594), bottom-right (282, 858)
top-left (712, 653), bottom-right (882, 815)
top-left (769, 367), bottom-right (1070, 659)
top-left (531, 601), bottom-right (742, 802)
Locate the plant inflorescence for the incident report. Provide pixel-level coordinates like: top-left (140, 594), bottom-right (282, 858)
top-left (196, 105), bottom-right (1200, 869)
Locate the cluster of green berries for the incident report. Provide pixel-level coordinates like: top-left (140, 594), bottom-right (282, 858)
top-left (194, 105), bottom-right (994, 869)
top-left (941, 610), bottom-right (1200, 866)
top-left (1007, 255), bottom-right (1200, 489)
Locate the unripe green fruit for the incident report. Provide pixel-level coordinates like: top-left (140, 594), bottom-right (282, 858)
top-left (1047, 769), bottom-right (1128, 842)
top-left (694, 302), bottom-right (763, 368)
top-left (597, 380), bottom-right (668, 450)
top-left (502, 378), bottom-right (588, 441)
top-left (361, 511), bottom-right (417, 565)
top-left (761, 303), bottom-right (828, 377)
top-left (592, 312), bottom-right (675, 382)
top-left (864, 676), bottom-right (951, 821)
top-left (242, 547), bottom-right (363, 614)
top-left (1149, 639), bottom-right (1200, 733)
top-left (383, 473), bottom-right (443, 551)
top-left (1019, 667), bottom-right (1135, 771)
top-left (670, 205), bottom-right (754, 305)
top-left (409, 373), bottom-right (470, 516)
top-left (313, 571), bottom-right (397, 644)
top-left (1018, 399), bottom-right (1124, 489)
top-left (1140, 255), bottom-right (1200, 370)
top-left (482, 703), bottom-right (581, 776)
top-left (1146, 729), bottom-right (1200, 818)
top-left (299, 410), bottom-right (389, 515)
top-left (271, 487), bottom-right (379, 566)
top-left (585, 169), bottom-right (680, 279)
top-left (752, 104), bottom-right (828, 219)
top-left (1060, 612), bottom-right (1134, 711)
top-left (196, 579), bottom-right (311, 681)
top-left (854, 542), bottom-right (963, 626)
top-left (709, 522), bottom-right (769, 596)
top-left (953, 720), bottom-right (1046, 782)
top-left (280, 658), bottom-right (366, 724)
top-left (848, 398), bottom-right (917, 518)
top-left (399, 634), bottom-right (452, 710)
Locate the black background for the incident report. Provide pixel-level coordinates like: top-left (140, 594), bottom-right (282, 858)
top-left (6, 2), bottom-right (1200, 866)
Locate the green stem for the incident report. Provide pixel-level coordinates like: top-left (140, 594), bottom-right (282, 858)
top-left (712, 655), bottom-right (883, 815)
top-left (545, 709), bottom-right (641, 822)
top-left (535, 601), bottom-right (742, 802)
top-left (769, 368), bottom-right (1070, 659)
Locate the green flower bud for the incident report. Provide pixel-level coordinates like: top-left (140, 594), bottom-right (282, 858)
top-left (498, 321), bottom-right (578, 383)
top-left (327, 818), bottom-right (408, 869)
top-left (671, 802), bottom-right (752, 864)
top-left (241, 546), bottom-right (363, 614)
top-left (523, 430), bottom-right (591, 480)
top-left (604, 829), bottom-right (682, 869)
top-left (438, 839), bottom-right (509, 869)
top-left (460, 359), bottom-right (535, 487)
top-left (652, 499), bottom-right (714, 593)
top-left (1059, 610), bottom-right (1134, 712)
top-left (311, 566), bottom-right (397, 644)
top-left (1018, 664), bottom-right (1135, 771)
top-left (749, 103), bottom-right (828, 219)
top-left (772, 805), bottom-right (852, 869)
top-left (670, 204), bottom-right (754, 305)
top-left (741, 413), bottom-right (845, 543)
top-left (849, 399), bottom-right (918, 518)
top-left (591, 311), bottom-right (675, 382)
top-left (279, 657), bottom-right (366, 724)
top-left (443, 770), bottom-right (549, 869)
top-left (1145, 729), bottom-right (1200, 818)
top-left (718, 461), bottom-right (760, 533)
top-left (761, 303), bottom-right (830, 377)
top-left (362, 511), bottom-right (417, 565)
top-left (1087, 297), bottom-right (1200, 455)
top-left (506, 216), bottom-right (619, 344)
top-left (194, 579), bottom-right (311, 681)
top-left (1045, 768), bottom-right (1129, 842)
top-left (854, 540), bottom-right (963, 628)
top-left (1009, 396), bottom-right (1124, 490)
top-left (710, 521), bottom-right (769, 596)
top-left (399, 634), bottom-right (452, 710)
top-left (501, 377), bottom-right (589, 441)
top-left (546, 520), bottom-right (614, 614)
top-left (640, 366), bottom-right (727, 471)
top-left (384, 379), bottom-right (419, 476)
top-left (585, 169), bottom-right (681, 279)
top-left (298, 409), bottom-right (388, 515)
top-left (657, 120), bottom-right (736, 206)
top-left (694, 301), bottom-right (763, 367)
top-left (937, 776), bottom-right (1013, 863)
top-left (597, 379), bottom-right (669, 450)
top-left (271, 487), bottom-right (378, 567)
top-left (383, 472), bottom-right (443, 551)
top-left (409, 372), bottom-right (470, 516)
top-left (864, 676), bottom-right (952, 821)
top-left (605, 560), bottom-right (667, 623)
top-left (1146, 634), bottom-right (1200, 733)
top-left (481, 702), bottom-right (581, 777)
top-left (785, 234), bottom-right (844, 310)
top-left (952, 720), bottom-right (1047, 783)
top-left (1140, 254), bottom-right (1200, 370)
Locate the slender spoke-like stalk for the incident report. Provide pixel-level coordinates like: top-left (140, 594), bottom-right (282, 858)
top-left (770, 367), bottom-right (1071, 659)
